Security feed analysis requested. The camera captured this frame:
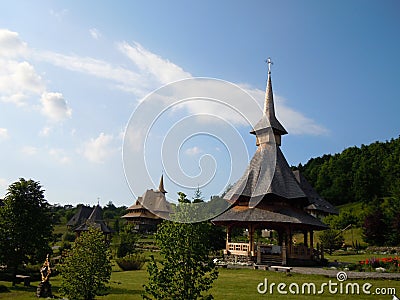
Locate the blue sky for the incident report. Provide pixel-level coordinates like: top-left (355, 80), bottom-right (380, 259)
top-left (0, 1), bottom-right (399, 207)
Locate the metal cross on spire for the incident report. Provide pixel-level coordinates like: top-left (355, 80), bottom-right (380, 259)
top-left (266, 57), bottom-right (273, 73)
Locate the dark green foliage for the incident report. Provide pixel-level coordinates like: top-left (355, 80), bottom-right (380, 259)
top-left (299, 137), bottom-right (400, 205)
top-left (117, 224), bottom-right (138, 258)
top-left (361, 198), bottom-right (400, 246)
top-left (0, 178), bottom-right (53, 284)
top-left (143, 192), bottom-right (218, 300)
top-left (192, 187), bottom-right (205, 203)
top-left (323, 209), bottom-right (362, 230)
top-left (116, 253), bottom-right (146, 271)
top-left (60, 227), bottom-right (112, 300)
top-left (62, 231), bottom-right (76, 242)
top-left (319, 229), bottom-right (345, 255)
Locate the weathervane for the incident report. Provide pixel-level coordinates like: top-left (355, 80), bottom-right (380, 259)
top-left (265, 57), bottom-right (273, 73)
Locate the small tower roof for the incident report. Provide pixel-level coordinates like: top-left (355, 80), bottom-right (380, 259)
top-left (158, 174), bottom-right (167, 194)
top-left (250, 59), bottom-right (287, 136)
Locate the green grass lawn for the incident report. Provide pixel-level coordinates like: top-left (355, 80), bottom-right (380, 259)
top-left (2, 267), bottom-right (400, 300)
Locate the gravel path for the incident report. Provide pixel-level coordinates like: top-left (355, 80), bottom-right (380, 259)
top-left (291, 266), bottom-right (400, 279)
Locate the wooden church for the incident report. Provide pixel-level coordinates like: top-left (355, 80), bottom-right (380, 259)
top-left (122, 175), bottom-right (172, 233)
top-left (212, 60), bottom-right (334, 266)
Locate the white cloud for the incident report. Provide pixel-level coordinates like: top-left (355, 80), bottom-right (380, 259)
top-left (39, 126), bottom-right (52, 137)
top-left (0, 59), bottom-right (45, 105)
top-left (49, 148), bottom-right (70, 164)
top-left (35, 50), bottom-right (148, 95)
top-left (246, 87), bottom-right (329, 135)
top-left (0, 28), bottom-right (326, 136)
top-left (40, 92), bottom-right (72, 122)
top-left (0, 29), bottom-right (28, 58)
top-left (49, 8), bottom-right (68, 20)
top-left (89, 28), bottom-right (101, 40)
top-left (21, 146), bottom-right (38, 156)
top-left (0, 128), bottom-right (9, 140)
top-left (83, 132), bottom-right (116, 163)
top-left (185, 146), bottom-right (203, 156)
top-left (118, 41), bottom-right (191, 85)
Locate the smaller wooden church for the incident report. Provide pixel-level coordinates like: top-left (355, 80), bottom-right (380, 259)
top-left (74, 204), bottom-right (113, 239)
top-left (66, 203), bottom-right (113, 239)
top-left (122, 175), bottom-right (172, 233)
top-left (212, 60), bottom-right (336, 266)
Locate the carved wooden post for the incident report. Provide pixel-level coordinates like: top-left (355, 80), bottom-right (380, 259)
top-left (303, 230), bottom-right (308, 247)
top-left (282, 237), bottom-right (287, 266)
top-left (226, 225), bottom-right (231, 254)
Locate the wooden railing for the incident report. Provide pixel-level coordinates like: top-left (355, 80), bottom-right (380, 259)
top-left (227, 242), bottom-right (250, 255)
top-left (289, 245), bottom-right (312, 259)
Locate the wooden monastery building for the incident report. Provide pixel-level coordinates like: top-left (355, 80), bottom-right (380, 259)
top-left (212, 60), bottom-right (336, 266)
top-left (122, 175), bottom-right (172, 233)
top-left (67, 204), bottom-right (113, 239)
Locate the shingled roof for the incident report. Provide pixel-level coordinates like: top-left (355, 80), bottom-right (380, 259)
top-left (224, 142), bottom-right (308, 208)
top-left (212, 204), bottom-right (328, 229)
top-left (122, 175), bottom-right (172, 221)
top-left (293, 170), bottom-right (339, 215)
top-left (75, 204), bottom-right (113, 234)
top-left (66, 205), bottom-right (92, 227)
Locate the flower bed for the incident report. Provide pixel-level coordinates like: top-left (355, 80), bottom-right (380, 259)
top-left (358, 257), bottom-right (400, 272)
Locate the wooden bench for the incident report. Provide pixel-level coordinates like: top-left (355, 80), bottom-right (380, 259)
top-left (15, 275), bottom-right (31, 286)
top-left (270, 266), bottom-right (292, 273)
top-left (253, 264), bottom-right (268, 270)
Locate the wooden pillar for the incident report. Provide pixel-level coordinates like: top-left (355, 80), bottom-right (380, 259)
top-left (257, 242), bottom-right (261, 264)
top-left (310, 230), bottom-right (314, 249)
top-left (248, 224), bottom-right (254, 255)
top-left (226, 225), bottom-right (231, 252)
top-left (286, 225), bottom-right (293, 257)
top-left (303, 231), bottom-right (308, 247)
top-left (282, 236), bottom-right (287, 266)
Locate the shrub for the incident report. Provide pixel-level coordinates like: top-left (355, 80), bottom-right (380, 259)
top-left (60, 228), bottom-right (112, 300)
top-left (115, 253), bottom-right (146, 271)
top-left (62, 231), bottom-right (76, 242)
top-left (0, 285), bottom-right (9, 293)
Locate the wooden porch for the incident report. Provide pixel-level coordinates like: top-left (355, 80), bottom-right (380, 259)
top-left (224, 236), bottom-right (324, 266)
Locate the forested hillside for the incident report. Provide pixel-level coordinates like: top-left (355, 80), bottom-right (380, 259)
top-left (297, 136), bottom-right (400, 206)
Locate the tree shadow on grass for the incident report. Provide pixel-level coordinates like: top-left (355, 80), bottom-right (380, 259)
top-left (109, 287), bottom-right (144, 295)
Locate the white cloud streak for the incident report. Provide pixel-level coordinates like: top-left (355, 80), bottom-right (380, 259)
top-left (185, 146), bottom-right (203, 156)
top-left (40, 92), bottom-right (72, 122)
top-left (0, 128), bottom-right (9, 140)
top-left (21, 146), bottom-right (38, 156)
top-left (89, 28), bottom-right (101, 40)
top-left (82, 132), bottom-right (116, 163)
top-left (118, 41), bottom-right (191, 85)
top-left (0, 29), bottom-right (72, 123)
top-left (49, 148), bottom-right (71, 164)
top-left (0, 28), bottom-right (327, 136)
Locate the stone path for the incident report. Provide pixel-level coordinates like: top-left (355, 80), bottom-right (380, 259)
top-left (291, 266), bottom-right (400, 279)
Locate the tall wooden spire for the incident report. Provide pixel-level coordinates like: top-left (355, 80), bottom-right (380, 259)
top-left (251, 58), bottom-right (287, 146)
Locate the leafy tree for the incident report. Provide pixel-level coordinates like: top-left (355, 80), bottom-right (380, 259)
top-left (60, 227), bottom-right (112, 300)
top-left (117, 223), bottom-right (138, 258)
top-left (323, 209), bottom-right (361, 230)
top-left (362, 207), bottom-right (389, 246)
top-left (319, 229), bottom-right (344, 255)
top-left (192, 187), bottom-right (205, 203)
top-left (143, 193), bottom-right (218, 300)
top-left (300, 137), bottom-right (400, 206)
top-left (0, 178), bottom-right (53, 285)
